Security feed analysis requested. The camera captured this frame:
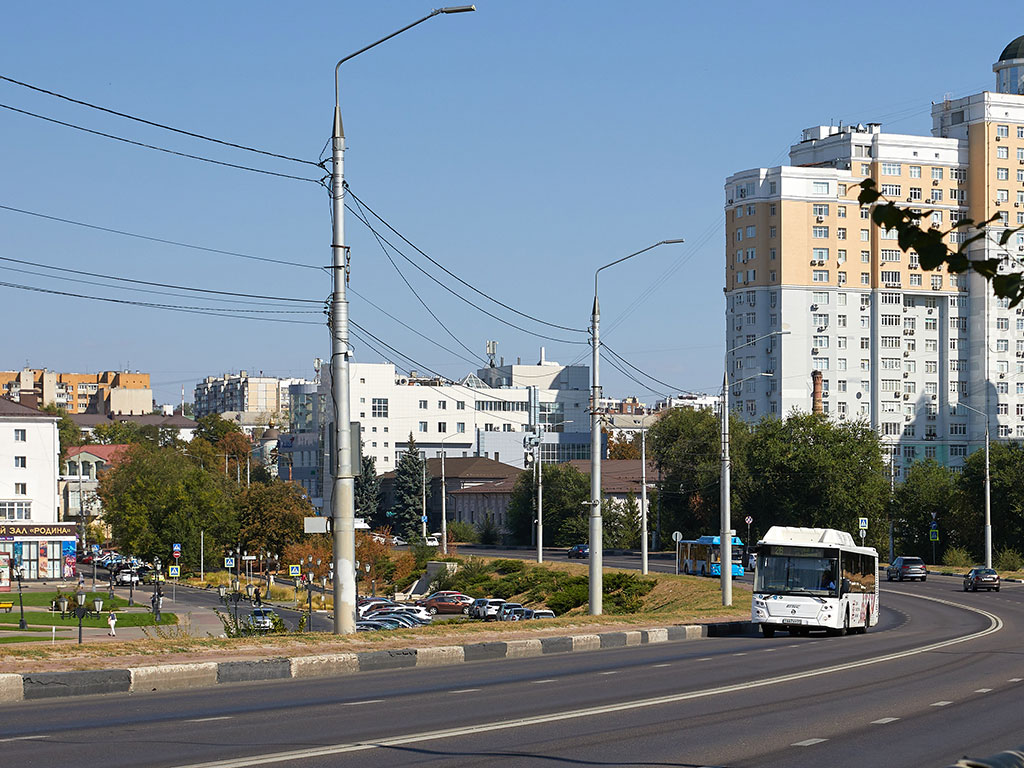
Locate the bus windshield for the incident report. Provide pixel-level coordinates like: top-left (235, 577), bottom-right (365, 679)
top-left (755, 546), bottom-right (839, 596)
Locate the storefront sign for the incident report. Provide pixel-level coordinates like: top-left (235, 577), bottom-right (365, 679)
top-left (0, 524), bottom-right (77, 538)
top-left (0, 555), bottom-right (9, 593)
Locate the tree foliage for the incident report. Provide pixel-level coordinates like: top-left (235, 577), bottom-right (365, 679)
top-left (355, 453), bottom-right (383, 528)
top-left (238, 481), bottom-right (310, 559)
top-left (40, 404), bottom-right (84, 461)
top-left (391, 434), bottom-right (430, 539)
top-left (507, 463), bottom-right (590, 547)
top-left (607, 431), bottom-right (641, 460)
top-left (194, 413), bottom-right (242, 445)
top-left (890, 459), bottom-right (957, 561)
top-left (98, 444), bottom-right (238, 570)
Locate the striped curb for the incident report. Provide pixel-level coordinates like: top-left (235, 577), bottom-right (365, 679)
top-left (0, 621), bottom-right (757, 702)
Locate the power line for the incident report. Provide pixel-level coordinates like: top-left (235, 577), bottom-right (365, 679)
top-left (344, 200), bottom-right (585, 346)
top-left (348, 195), bottom-right (484, 364)
top-left (0, 254), bottom-right (322, 304)
top-left (603, 344), bottom-right (696, 397)
top-left (0, 279), bottom-right (321, 325)
top-left (0, 102), bottom-right (324, 184)
top-left (0, 203), bottom-right (321, 271)
top-left (346, 185), bottom-right (587, 335)
top-left (0, 74), bottom-right (321, 167)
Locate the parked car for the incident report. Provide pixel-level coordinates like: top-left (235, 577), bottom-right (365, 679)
top-left (567, 544), bottom-right (589, 559)
top-left (525, 609), bottom-right (555, 620)
top-left (357, 598), bottom-right (395, 618)
top-left (415, 591), bottom-right (464, 605)
top-left (247, 608), bottom-right (278, 631)
top-left (497, 602), bottom-right (526, 621)
top-left (115, 569), bottom-right (140, 585)
top-left (365, 605), bottom-right (432, 622)
top-left (418, 594), bottom-right (473, 615)
top-left (963, 567), bottom-right (1000, 592)
top-left (424, 535), bottom-right (440, 547)
top-left (886, 556), bottom-right (927, 582)
top-left (391, 536), bottom-right (407, 546)
top-left (471, 598), bottom-right (506, 620)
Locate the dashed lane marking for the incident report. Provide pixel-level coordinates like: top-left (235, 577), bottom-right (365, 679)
top-left (733, 652), bottom-right (748, 657)
top-left (342, 700), bottom-right (383, 706)
top-left (872, 718), bottom-right (900, 724)
top-left (187, 717), bottom-right (233, 723)
top-left (792, 738), bottom-right (827, 747)
top-left (931, 701), bottom-right (953, 707)
top-left (449, 689), bottom-right (480, 694)
top-left (1010, 678), bottom-right (1023, 682)
top-left (652, 663), bottom-right (671, 668)
top-left (974, 688), bottom-right (993, 693)
top-left (696, 657), bottom-right (712, 662)
top-left (599, 671), bottom-right (619, 676)
top-left (531, 679), bottom-right (556, 684)
top-left (0, 735), bottom-right (50, 743)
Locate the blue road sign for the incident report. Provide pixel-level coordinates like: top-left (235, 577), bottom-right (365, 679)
top-left (289, 564), bottom-right (301, 577)
top-left (858, 517), bottom-right (868, 530)
top-left (224, 557), bottom-right (235, 568)
top-left (168, 565), bottom-right (180, 578)
top-left (929, 530), bottom-right (939, 541)
top-left (421, 515), bottom-right (428, 522)
top-left (173, 543), bottom-right (181, 552)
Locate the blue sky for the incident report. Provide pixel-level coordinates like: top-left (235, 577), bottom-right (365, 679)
top-left (0, 2), bottom-right (1010, 406)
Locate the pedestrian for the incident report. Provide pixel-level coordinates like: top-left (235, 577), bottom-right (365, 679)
top-left (253, 586), bottom-right (262, 607)
top-left (107, 610), bottom-right (117, 637)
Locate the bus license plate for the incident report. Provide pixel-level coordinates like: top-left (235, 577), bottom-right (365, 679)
top-left (782, 618), bottom-right (801, 624)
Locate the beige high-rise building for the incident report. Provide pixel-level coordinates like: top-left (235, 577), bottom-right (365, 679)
top-left (724, 35), bottom-right (1024, 478)
top-left (0, 369), bottom-right (153, 415)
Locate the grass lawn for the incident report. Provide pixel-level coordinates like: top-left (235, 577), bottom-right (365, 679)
top-left (0, 635), bottom-right (53, 644)
top-left (0, 625), bottom-right (72, 633)
top-left (0, 612), bottom-right (177, 628)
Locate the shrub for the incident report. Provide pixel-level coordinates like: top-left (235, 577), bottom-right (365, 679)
top-left (492, 559), bottom-right (526, 575)
top-left (546, 580), bottom-right (589, 615)
top-left (447, 521), bottom-right (478, 544)
top-left (943, 546), bottom-right (974, 568)
top-left (995, 548), bottom-right (1024, 572)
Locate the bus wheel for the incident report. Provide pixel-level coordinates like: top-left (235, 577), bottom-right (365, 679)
top-left (760, 624), bottom-right (775, 638)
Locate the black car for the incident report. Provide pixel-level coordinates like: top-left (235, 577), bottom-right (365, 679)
top-left (567, 544), bottom-right (589, 559)
top-left (963, 568), bottom-right (1000, 592)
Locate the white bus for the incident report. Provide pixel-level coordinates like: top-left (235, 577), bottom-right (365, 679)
top-left (751, 526), bottom-right (878, 638)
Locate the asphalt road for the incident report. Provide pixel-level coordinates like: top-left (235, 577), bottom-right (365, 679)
top-left (1, 573), bottom-right (1020, 767)
top-left (456, 545), bottom-right (729, 579)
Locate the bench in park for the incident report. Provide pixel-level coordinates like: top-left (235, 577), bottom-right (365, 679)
top-left (0, 602), bottom-right (13, 613)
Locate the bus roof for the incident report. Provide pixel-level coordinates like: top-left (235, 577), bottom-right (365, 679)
top-left (687, 535), bottom-right (743, 547)
top-left (759, 526), bottom-right (877, 555)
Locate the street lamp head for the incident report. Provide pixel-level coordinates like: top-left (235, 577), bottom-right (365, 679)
top-left (660, 238), bottom-right (686, 244)
top-left (439, 5), bottom-right (476, 12)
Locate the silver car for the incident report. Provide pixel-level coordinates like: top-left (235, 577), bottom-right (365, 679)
top-left (886, 556), bottom-right (927, 582)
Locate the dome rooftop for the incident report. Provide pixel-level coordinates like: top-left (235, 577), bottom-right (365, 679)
top-left (999, 35), bottom-right (1024, 62)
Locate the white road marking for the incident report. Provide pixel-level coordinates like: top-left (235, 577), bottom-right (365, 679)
top-left (974, 688), bottom-right (993, 693)
top-left (187, 717), bottom-right (233, 723)
top-left (449, 689), bottom-right (480, 694)
top-left (341, 700), bottom-right (383, 706)
top-left (165, 593), bottom-right (1002, 768)
top-left (733, 652), bottom-right (748, 657)
top-left (1010, 678), bottom-right (1023, 682)
top-left (792, 738), bottom-right (827, 747)
top-left (696, 657), bottom-right (712, 661)
top-left (531, 679), bottom-right (556, 684)
top-left (763, 648), bottom-right (777, 652)
top-left (652, 663), bottom-right (671, 668)
top-left (931, 701), bottom-right (953, 707)
top-left (599, 671), bottom-right (618, 676)
top-left (0, 735), bottom-right (50, 743)
top-left (872, 717), bottom-right (900, 724)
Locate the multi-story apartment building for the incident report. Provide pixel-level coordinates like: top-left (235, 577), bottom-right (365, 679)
top-left (193, 371), bottom-right (309, 423)
top-left (723, 36), bottom-right (1024, 478)
top-left (0, 369), bottom-right (153, 415)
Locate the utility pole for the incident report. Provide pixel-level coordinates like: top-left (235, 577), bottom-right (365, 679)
top-left (440, 448), bottom-right (447, 555)
top-left (536, 440), bottom-right (544, 563)
top-left (640, 425), bottom-right (648, 575)
top-left (421, 460), bottom-right (427, 540)
top-left (720, 372), bottom-right (732, 607)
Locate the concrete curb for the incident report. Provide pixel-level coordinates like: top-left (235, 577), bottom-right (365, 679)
top-left (9, 621), bottom-right (757, 701)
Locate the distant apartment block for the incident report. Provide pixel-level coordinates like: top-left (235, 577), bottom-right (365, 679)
top-left (0, 368), bottom-right (153, 415)
top-left (723, 35), bottom-right (1024, 478)
top-left (193, 371), bottom-right (310, 423)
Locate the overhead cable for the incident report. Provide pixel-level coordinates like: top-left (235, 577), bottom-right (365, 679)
top-left (0, 74), bottom-right (320, 167)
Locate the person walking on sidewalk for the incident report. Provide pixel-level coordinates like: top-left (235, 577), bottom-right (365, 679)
top-left (107, 610), bottom-right (118, 637)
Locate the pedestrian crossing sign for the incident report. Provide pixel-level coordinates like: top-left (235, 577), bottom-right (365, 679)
top-left (168, 565), bottom-right (180, 578)
top-left (289, 564), bottom-right (301, 576)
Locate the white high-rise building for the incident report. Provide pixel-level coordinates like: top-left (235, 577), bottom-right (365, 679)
top-left (724, 35), bottom-right (1024, 478)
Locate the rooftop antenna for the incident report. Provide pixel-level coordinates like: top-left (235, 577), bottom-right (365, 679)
top-left (485, 341), bottom-right (497, 367)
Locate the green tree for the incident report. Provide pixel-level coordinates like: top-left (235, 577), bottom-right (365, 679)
top-left (391, 434), bottom-right (430, 539)
top-left (40, 404), bottom-right (85, 461)
top-left (355, 453), bottom-right (384, 528)
top-left (506, 463), bottom-right (590, 546)
top-left (98, 443), bottom-right (239, 570)
top-left (743, 412), bottom-right (888, 549)
top-left (91, 420), bottom-right (144, 445)
top-left (607, 431), bottom-right (641, 460)
top-left (891, 459), bottom-right (957, 562)
top-left (194, 413), bottom-right (242, 445)
top-left (218, 431), bottom-right (253, 484)
top-left (604, 493), bottom-right (641, 549)
top-left (238, 481), bottom-right (310, 559)
top-left (476, 514), bottom-right (501, 545)
top-left (958, 441), bottom-right (1024, 561)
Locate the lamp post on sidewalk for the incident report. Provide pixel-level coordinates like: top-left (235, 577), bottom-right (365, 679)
top-left (15, 568), bottom-right (26, 631)
top-left (328, 6), bottom-right (476, 636)
top-left (720, 329), bottom-right (788, 607)
top-left (958, 401), bottom-right (992, 569)
top-left (591, 240), bottom-right (685, 614)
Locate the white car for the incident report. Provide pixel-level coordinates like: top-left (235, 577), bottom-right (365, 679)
top-left (424, 535), bottom-right (440, 547)
top-left (471, 598), bottom-right (506, 620)
top-left (366, 605), bottom-right (431, 622)
top-left (390, 535), bottom-right (407, 546)
top-left (115, 570), bottom-right (140, 585)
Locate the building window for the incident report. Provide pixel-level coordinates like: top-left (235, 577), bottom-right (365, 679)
top-left (813, 247), bottom-right (829, 261)
top-left (880, 184), bottom-right (901, 196)
top-left (418, 400), bottom-right (428, 409)
top-left (997, 124), bottom-right (1009, 138)
top-left (14, 429), bottom-right (26, 442)
top-left (813, 182), bottom-right (829, 194)
top-left (0, 501), bottom-right (31, 521)
top-left (457, 401), bottom-right (465, 410)
top-left (438, 401), bottom-right (447, 410)
top-left (881, 163), bottom-right (902, 176)
top-left (812, 204), bottom-right (829, 217)
top-left (812, 270), bottom-right (829, 283)
top-left (909, 165), bottom-right (922, 178)
top-left (438, 422), bottom-right (447, 433)
top-left (371, 398), bottom-right (388, 418)
top-left (998, 166), bottom-right (1009, 180)
top-left (931, 167), bottom-right (943, 180)
top-left (14, 456), bottom-right (26, 468)
top-left (418, 421), bottom-right (428, 433)
top-left (14, 483), bottom-right (26, 495)
top-left (457, 422), bottom-right (466, 433)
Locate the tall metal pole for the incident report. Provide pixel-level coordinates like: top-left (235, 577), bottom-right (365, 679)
top-left (421, 461), bottom-right (427, 540)
top-left (720, 372), bottom-right (732, 606)
top-left (640, 426), bottom-right (648, 575)
top-left (984, 417), bottom-right (992, 569)
top-left (440, 449), bottom-right (447, 555)
top-left (536, 445), bottom-right (544, 563)
top-left (589, 289), bottom-right (603, 615)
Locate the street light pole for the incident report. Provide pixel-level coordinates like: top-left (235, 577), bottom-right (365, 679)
top-left (328, 5), bottom-right (475, 635)
top-left (959, 401), bottom-right (992, 569)
top-left (640, 424), bottom-right (648, 575)
top-left (591, 240), bottom-right (684, 614)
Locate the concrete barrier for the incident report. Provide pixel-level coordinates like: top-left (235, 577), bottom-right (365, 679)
top-left (666, 625), bottom-right (706, 641)
top-left (641, 628), bottom-right (668, 644)
top-left (23, 669), bottom-right (131, 700)
top-left (218, 658), bottom-right (291, 683)
top-left (504, 639), bottom-right (543, 658)
top-left (415, 646), bottom-right (465, 667)
top-left (358, 649), bottom-right (417, 672)
top-left (571, 634), bottom-right (601, 652)
top-left (462, 642), bottom-right (507, 662)
top-left (130, 663), bottom-right (218, 692)
top-left (290, 654), bottom-right (359, 679)
top-left (0, 673), bottom-right (23, 702)
top-left (540, 636), bottom-right (573, 654)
